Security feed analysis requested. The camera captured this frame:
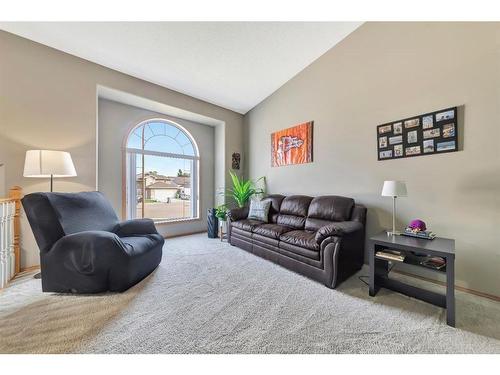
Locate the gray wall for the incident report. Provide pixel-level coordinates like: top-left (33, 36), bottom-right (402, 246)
top-left (244, 22), bottom-right (500, 296)
top-left (98, 99), bottom-right (215, 237)
top-left (0, 30), bottom-right (244, 267)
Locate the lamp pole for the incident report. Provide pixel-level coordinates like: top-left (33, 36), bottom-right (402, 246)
top-left (392, 196), bottom-right (396, 235)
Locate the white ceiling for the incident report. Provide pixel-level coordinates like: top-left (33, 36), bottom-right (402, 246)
top-left (0, 22), bottom-right (361, 114)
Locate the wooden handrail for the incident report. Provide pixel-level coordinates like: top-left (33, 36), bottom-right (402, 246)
top-left (9, 186), bottom-right (22, 275)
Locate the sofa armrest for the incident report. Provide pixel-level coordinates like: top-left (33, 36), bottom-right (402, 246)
top-left (315, 221), bottom-right (363, 244)
top-left (227, 206), bottom-right (249, 222)
top-left (114, 219), bottom-right (159, 237)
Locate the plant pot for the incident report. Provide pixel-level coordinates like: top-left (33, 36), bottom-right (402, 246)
top-left (207, 208), bottom-right (219, 238)
top-left (219, 220), bottom-right (228, 241)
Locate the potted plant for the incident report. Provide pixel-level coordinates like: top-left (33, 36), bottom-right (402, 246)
top-left (215, 204), bottom-right (228, 240)
top-left (226, 171), bottom-right (265, 208)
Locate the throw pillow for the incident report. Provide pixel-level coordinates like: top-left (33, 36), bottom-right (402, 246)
top-left (247, 199), bottom-right (271, 222)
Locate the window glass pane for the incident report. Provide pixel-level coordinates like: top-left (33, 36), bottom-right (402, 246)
top-left (144, 135), bottom-right (183, 154)
top-left (127, 131), bottom-right (142, 149)
top-left (182, 143), bottom-right (195, 156)
top-left (148, 122), bottom-right (165, 136)
top-left (175, 131), bottom-right (189, 146)
top-left (143, 124), bottom-right (154, 140)
top-left (140, 154), bottom-right (193, 221)
top-left (165, 123), bottom-right (181, 139)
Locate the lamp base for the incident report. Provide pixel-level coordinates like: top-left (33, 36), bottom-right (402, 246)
top-left (386, 230), bottom-right (402, 236)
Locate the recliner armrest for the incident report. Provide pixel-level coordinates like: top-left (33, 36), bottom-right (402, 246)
top-left (49, 230), bottom-right (129, 264)
top-left (227, 207), bottom-right (249, 222)
top-left (114, 218), bottom-right (159, 237)
top-left (315, 221), bottom-right (363, 244)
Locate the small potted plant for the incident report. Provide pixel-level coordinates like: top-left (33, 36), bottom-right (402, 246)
top-left (215, 204), bottom-right (228, 241)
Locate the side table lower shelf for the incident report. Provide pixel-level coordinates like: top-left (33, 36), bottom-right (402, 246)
top-left (372, 275), bottom-right (446, 308)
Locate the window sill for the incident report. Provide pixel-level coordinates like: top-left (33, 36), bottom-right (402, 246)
top-left (153, 217), bottom-right (201, 225)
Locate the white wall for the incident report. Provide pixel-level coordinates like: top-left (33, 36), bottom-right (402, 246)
top-left (244, 22), bottom-right (500, 296)
top-left (98, 99), bottom-right (215, 237)
top-left (0, 31), bottom-right (244, 267)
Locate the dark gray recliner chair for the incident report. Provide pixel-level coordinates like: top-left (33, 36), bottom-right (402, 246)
top-left (22, 191), bottom-right (164, 293)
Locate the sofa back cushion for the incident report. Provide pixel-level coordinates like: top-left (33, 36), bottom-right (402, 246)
top-left (261, 194), bottom-right (285, 223)
top-left (305, 195), bottom-right (355, 231)
top-left (277, 195), bottom-right (313, 229)
top-left (350, 204), bottom-right (367, 224)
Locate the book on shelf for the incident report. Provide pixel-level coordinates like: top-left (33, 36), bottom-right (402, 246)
top-left (375, 249), bottom-right (406, 262)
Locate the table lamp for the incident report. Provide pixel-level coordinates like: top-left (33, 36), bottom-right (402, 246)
top-left (381, 180), bottom-right (407, 235)
top-left (23, 150), bottom-right (77, 192)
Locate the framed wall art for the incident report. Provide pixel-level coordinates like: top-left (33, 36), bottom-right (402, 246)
top-left (377, 107), bottom-right (458, 161)
top-left (231, 152), bottom-right (241, 170)
top-left (271, 121), bottom-right (313, 167)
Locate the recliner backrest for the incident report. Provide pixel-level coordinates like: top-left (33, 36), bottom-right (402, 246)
top-left (45, 191), bottom-right (120, 235)
top-left (22, 192), bottom-right (120, 254)
top-left (261, 194), bottom-right (285, 223)
top-left (277, 195), bottom-right (313, 229)
top-left (305, 195), bottom-right (355, 231)
top-left (22, 193), bottom-right (65, 253)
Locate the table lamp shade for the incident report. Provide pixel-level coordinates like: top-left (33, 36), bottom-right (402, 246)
top-left (381, 180), bottom-right (407, 197)
top-left (23, 150), bottom-right (77, 178)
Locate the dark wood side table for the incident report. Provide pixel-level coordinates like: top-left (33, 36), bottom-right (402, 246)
top-left (369, 232), bottom-right (456, 327)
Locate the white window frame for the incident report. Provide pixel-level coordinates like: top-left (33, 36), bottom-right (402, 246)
top-left (124, 118), bottom-right (200, 223)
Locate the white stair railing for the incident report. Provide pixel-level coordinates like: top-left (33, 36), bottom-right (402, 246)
top-left (0, 186), bottom-right (22, 289)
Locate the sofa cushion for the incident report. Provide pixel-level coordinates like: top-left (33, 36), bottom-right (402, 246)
top-left (277, 195), bottom-right (313, 229)
top-left (231, 227), bottom-right (253, 239)
top-left (305, 195), bottom-right (355, 231)
top-left (261, 194), bottom-right (285, 223)
top-left (307, 195), bottom-right (355, 222)
top-left (231, 219), bottom-right (264, 232)
top-left (279, 195), bottom-right (313, 216)
top-left (279, 230), bottom-right (319, 251)
top-left (253, 223), bottom-right (294, 240)
top-left (277, 214), bottom-right (306, 229)
top-left (279, 241), bottom-right (321, 261)
top-left (252, 233), bottom-right (279, 247)
top-left (247, 199), bottom-right (271, 222)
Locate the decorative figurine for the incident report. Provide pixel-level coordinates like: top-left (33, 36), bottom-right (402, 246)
top-left (408, 219), bottom-right (427, 233)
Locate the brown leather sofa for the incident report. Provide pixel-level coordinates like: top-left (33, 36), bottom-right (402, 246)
top-left (228, 195), bottom-right (366, 288)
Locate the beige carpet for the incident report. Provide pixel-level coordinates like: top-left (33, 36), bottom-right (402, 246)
top-left (0, 233), bottom-right (499, 354)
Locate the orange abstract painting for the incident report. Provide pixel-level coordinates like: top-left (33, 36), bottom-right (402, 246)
top-left (271, 121), bottom-right (313, 167)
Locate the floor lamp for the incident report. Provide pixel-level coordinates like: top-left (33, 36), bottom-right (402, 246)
top-left (23, 150), bottom-right (77, 192)
top-left (23, 150), bottom-right (77, 278)
top-left (381, 180), bottom-right (407, 236)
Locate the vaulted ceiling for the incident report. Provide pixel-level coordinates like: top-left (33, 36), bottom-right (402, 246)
top-left (0, 22), bottom-right (361, 114)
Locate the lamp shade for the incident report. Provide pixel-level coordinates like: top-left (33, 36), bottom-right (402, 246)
top-left (381, 180), bottom-right (407, 197)
top-left (23, 150), bottom-right (77, 178)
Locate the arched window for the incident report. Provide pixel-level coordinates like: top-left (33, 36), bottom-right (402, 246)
top-left (124, 119), bottom-right (199, 222)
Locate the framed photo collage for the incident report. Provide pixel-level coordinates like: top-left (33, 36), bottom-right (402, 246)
top-left (377, 107), bottom-right (458, 161)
